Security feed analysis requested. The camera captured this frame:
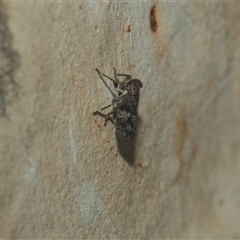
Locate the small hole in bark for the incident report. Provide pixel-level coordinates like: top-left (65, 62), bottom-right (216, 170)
top-left (150, 5), bottom-right (158, 32)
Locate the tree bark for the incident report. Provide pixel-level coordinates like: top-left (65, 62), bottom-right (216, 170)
top-left (0, 1), bottom-right (240, 238)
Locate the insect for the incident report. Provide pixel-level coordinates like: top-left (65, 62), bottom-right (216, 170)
top-left (93, 68), bottom-right (143, 142)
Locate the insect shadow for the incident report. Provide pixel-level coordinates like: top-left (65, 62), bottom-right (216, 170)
top-left (93, 111), bottom-right (142, 165)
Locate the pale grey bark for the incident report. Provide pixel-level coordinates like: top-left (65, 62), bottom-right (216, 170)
top-left (0, 1), bottom-right (240, 239)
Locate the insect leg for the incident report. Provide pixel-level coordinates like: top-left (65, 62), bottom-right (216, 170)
top-left (113, 67), bottom-right (121, 85)
top-left (101, 70), bottom-right (123, 93)
top-left (100, 70), bottom-right (118, 85)
top-left (96, 68), bottom-right (119, 86)
top-left (93, 103), bottom-right (112, 115)
top-left (100, 104), bottom-right (112, 111)
top-left (95, 68), bottom-right (116, 97)
top-left (104, 111), bottom-right (115, 126)
top-left (93, 109), bottom-right (115, 126)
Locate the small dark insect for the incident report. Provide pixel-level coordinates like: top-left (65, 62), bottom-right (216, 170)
top-left (93, 68), bottom-right (143, 142)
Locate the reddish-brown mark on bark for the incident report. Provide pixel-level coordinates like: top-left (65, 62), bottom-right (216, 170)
top-left (171, 104), bottom-right (197, 186)
top-left (126, 24), bottom-right (131, 32)
top-left (150, 5), bottom-right (158, 32)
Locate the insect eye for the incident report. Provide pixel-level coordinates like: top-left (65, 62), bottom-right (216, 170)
top-left (114, 82), bottom-right (118, 88)
top-left (127, 79), bottom-right (143, 89)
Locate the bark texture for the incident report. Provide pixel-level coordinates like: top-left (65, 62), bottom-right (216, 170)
top-left (0, 1), bottom-right (240, 239)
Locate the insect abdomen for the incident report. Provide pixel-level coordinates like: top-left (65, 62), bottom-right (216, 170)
top-left (115, 95), bottom-right (139, 142)
top-left (115, 112), bottom-right (138, 141)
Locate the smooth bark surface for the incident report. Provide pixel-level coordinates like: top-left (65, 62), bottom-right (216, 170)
top-left (0, 1), bottom-right (240, 238)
